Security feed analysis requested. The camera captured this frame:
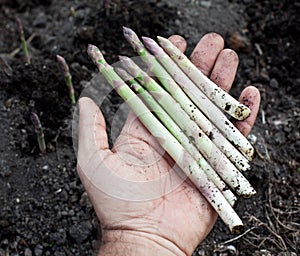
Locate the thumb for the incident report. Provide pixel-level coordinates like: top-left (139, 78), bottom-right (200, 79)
top-left (77, 97), bottom-right (111, 168)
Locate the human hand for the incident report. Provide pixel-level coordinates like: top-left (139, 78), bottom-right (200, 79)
top-left (77, 33), bottom-right (260, 256)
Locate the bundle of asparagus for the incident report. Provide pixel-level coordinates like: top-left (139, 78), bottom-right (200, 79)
top-left (87, 27), bottom-right (256, 234)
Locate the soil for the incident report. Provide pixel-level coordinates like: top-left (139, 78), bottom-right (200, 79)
top-left (0, 0), bottom-right (299, 255)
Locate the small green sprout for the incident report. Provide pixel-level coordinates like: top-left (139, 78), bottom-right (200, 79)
top-left (16, 16), bottom-right (31, 65)
top-left (56, 55), bottom-right (76, 106)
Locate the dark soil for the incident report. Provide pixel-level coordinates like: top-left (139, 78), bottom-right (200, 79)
top-left (0, 0), bottom-right (299, 255)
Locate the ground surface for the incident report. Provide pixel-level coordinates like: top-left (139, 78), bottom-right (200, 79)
top-left (0, 0), bottom-right (299, 255)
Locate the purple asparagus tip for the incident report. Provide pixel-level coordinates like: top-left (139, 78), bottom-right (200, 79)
top-left (122, 26), bottom-right (134, 38)
top-left (16, 16), bottom-right (23, 32)
top-left (31, 112), bottom-right (42, 131)
top-left (56, 54), bottom-right (64, 63)
top-left (87, 44), bottom-right (96, 57)
top-left (142, 37), bottom-right (163, 55)
top-left (122, 26), bottom-right (139, 43)
top-left (30, 112), bottom-right (46, 154)
top-left (122, 27), bottom-right (145, 52)
top-left (87, 44), bottom-right (103, 65)
top-left (56, 55), bottom-right (69, 76)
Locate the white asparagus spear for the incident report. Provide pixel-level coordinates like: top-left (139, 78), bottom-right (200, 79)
top-left (122, 27), bottom-right (254, 162)
top-left (157, 36), bottom-right (255, 161)
top-left (156, 37), bottom-right (251, 120)
top-left (116, 67), bottom-right (237, 206)
top-left (88, 44), bottom-right (244, 234)
top-left (119, 55), bottom-right (256, 198)
top-left (142, 36), bottom-right (251, 171)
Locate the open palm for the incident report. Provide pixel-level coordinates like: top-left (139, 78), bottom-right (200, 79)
top-left (77, 33), bottom-right (260, 255)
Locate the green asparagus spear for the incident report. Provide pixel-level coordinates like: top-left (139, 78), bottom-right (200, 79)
top-left (56, 55), bottom-right (76, 106)
top-left (16, 17), bottom-right (30, 65)
top-left (31, 112), bottom-right (46, 154)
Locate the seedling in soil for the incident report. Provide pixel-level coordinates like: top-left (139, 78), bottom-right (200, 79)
top-left (31, 112), bottom-right (46, 154)
top-left (56, 55), bottom-right (76, 106)
top-left (16, 17), bottom-right (30, 65)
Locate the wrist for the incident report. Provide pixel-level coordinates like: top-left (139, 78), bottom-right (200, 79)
top-left (98, 229), bottom-right (186, 256)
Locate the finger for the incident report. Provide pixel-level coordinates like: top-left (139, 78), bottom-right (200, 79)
top-left (209, 49), bottom-right (239, 92)
top-left (190, 32), bottom-right (224, 76)
top-left (168, 35), bottom-right (187, 53)
top-left (232, 86), bottom-right (261, 137)
top-left (78, 97), bottom-right (111, 158)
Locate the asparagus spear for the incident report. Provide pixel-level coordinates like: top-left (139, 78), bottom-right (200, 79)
top-left (31, 112), bottom-right (46, 154)
top-left (88, 44), bottom-right (244, 233)
top-left (119, 56), bottom-right (256, 198)
top-left (142, 36), bottom-right (250, 171)
top-left (56, 55), bottom-right (76, 106)
top-left (157, 36), bottom-right (256, 152)
top-left (116, 67), bottom-right (237, 206)
top-left (122, 27), bottom-right (254, 162)
top-left (16, 17), bottom-right (30, 65)
top-left (158, 37), bottom-right (250, 120)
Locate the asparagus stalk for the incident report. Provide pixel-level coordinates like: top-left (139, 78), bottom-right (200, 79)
top-left (56, 55), bottom-right (76, 106)
top-left (119, 56), bottom-right (255, 198)
top-left (142, 36), bottom-right (251, 171)
top-left (88, 44), bottom-right (244, 233)
top-left (157, 36), bottom-right (255, 155)
top-left (31, 112), bottom-right (46, 154)
top-left (157, 37), bottom-right (250, 120)
top-left (116, 67), bottom-right (237, 206)
top-left (16, 17), bottom-right (30, 65)
top-left (122, 27), bottom-right (254, 162)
